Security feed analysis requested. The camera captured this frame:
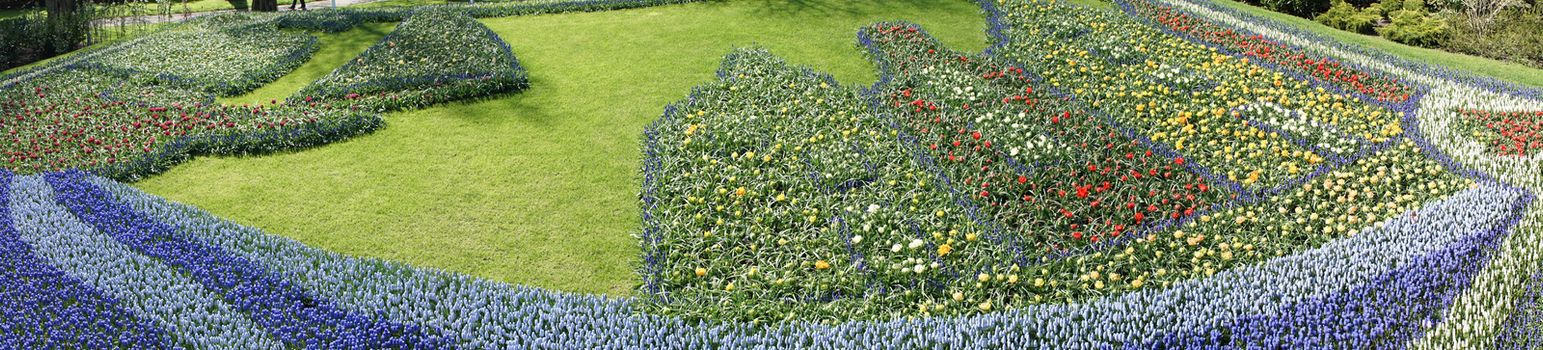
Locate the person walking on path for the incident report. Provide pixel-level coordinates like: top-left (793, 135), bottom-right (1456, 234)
top-left (290, 0), bottom-right (306, 10)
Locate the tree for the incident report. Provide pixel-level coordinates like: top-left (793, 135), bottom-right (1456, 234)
top-left (42, 0), bottom-right (86, 53)
top-left (1459, 0), bottom-right (1528, 31)
top-left (253, 0), bottom-right (277, 11)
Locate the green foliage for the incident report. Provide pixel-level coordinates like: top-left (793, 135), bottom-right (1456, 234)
top-left (1378, 8), bottom-right (1449, 47)
top-left (219, 23), bottom-right (394, 106)
top-left (1363, 2), bottom-right (1389, 17)
top-left (297, 9), bottom-right (526, 111)
top-left (1261, 0), bottom-right (1333, 17)
top-left (1315, 0), bottom-right (1379, 33)
top-left (1445, 6), bottom-right (1543, 68)
top-left (0, 6), bottom-right (96, 71)
top-left (1373, 0), bottom-right (1399, 14)
top-left (1205, 0), bottom-right (1543, 87)
top-left (91, 16), bottom-right (318, 96)
top-left (137, 0), bottom-right (989, 298)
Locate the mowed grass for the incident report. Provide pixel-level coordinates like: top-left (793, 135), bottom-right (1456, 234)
top-left (1207, 0), bottom-right (1543, 88)
top-left (134, 0), bottom-right (988, 296)
top-left (220, 23), bottom-right (396, 104)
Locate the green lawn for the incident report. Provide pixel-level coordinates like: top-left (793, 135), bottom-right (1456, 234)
top-left (134, 0), bottom-right (988, 296)
top-left (1206, 0), bottom-right (1543, 88)
top-left (220, 23), bottom-right (396, 105)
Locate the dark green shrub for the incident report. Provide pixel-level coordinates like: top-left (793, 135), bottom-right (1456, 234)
top-left (0, 0), bottom-right (36, 9)
top-left (1315, 0), bottom-right (1380, 33)
top-left (0, 6), bottom-right (95, 71)
top-left (1378, 9), bottom-right (1449, 47)
top-left (1444, 6), bottom-right (1543, 67)
top-left (1262, 0), bottom-right (1333, 16)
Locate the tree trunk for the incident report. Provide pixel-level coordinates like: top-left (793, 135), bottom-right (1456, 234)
top-left (43, 0), bottom-right (74, 19)
top-left (252, 0), bottom-right (277, 12)
top-left (42, 0), bottom-right (80, 54)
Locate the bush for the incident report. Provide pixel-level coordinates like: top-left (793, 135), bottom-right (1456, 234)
top-left (1444, 6), bottom-right (1543, 68)
top-left (0, 7), bottom-right (95, 71)
top-left (1262, 0), bottom-right (1333, 17)
top-left (1315, 0), bottom-right (1380, 33)
top-left (1378, 9), bottom-right (1450, 47)
top-left (0, 0), bottom-right (36, 9)
top-left (0, 17), bottom-right (48, 70)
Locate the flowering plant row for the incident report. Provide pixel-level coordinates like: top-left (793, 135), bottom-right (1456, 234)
top-left (299, 10), bottom-right (527, 112)
top-left (0, 143), bottom-right (1525, 349)
top-left (0, 171), bottom-right (176, 349)
top-left (275, 8), bottom-right (413, 33)
top-left (631, 12), bottom-right (1484, 327)
top-left (1001, 0), bottom-right (1543, 347)
top-left (994, 0), bottom-right (1403, 193)
top-left (1453, 109), bottom-right (1542, 157)
top-left (43, 170), bottom-right (453, 349)
top-left (6, 174), bottom-right (284, 349)
top-left (637, 49), bottom-right (1001, 322)
top-left (0, 65), bottom-right (379, 180)
top-left (1120, 0), bottom-right (1419, 104)
top-left (1, 8), bottom-right (535, 180)
top-left (91, 17), bottom-right (318, 97)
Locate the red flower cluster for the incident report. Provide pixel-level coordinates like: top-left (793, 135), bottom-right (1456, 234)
top-left (2, 76), bottom-right (333, 174)
top-left (1458, 109), bottom-right (1543, 157)
top-left (1134, 0), bottom-right (1416, 103)
top-left (871, 25), bottom-right (1227, 252)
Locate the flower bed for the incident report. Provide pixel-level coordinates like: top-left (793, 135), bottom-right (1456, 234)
top-left (0, 10), bottom-right (530, 180)
top-left (1, 0), bottom-right (1542, 347)
top-left (994, 0), bottom-right (1405, 194)
top-left (1454, 109), bottom-right (1543, 157)
top-left (1121, 0), bottom-right (1419, 104)
top-left (298, 10), bottom-right (527, 112)
top-left (637, 49), bottom-right (999, 321)
top-left (0, 65), bottom-right (381, 180)
top-left (628, 14), bottom-right (1496, 328)
top-left (870, 23), bottom-right (1232, 259)
top-left (0, 171), bottom-right (176, 349)
top-left (90, 18), bottom-right (318, 96)
top-left (0, 155), bottom-right (1523, 348)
